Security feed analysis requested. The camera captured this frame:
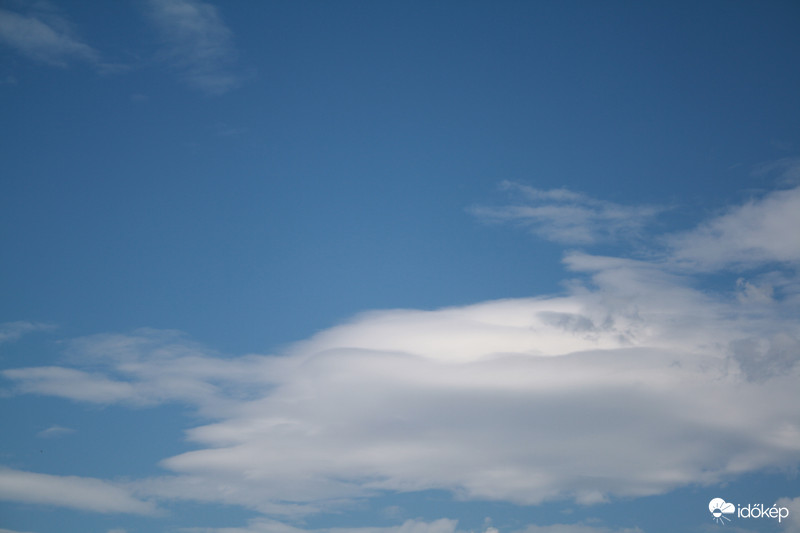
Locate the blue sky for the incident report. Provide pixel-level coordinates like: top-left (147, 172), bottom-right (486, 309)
top-left (1, 1), bottom-right (800, 533)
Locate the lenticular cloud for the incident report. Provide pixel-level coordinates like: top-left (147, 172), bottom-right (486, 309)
top-left (3, 187), bottom-right (800, 516)
top-left (144, 263), bottom-right (799, 512)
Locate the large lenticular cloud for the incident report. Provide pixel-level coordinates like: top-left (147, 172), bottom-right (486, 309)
top-left (3, 185), bottom-right (800, 516)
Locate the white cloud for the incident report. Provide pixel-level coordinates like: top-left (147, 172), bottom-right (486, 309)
top-left (3, 329), bottom-right (271, 413)
top-left (0, 321), bottom-right (53, 344)
top-left (775, 496), bottom-right (800, 533)
top-left (470, 181), bottom-right (662, 245)
top-left (3, 366), bottom-right (141, 404)
top-left (0, 529), bottom-right (38, 533)
top-left (0, 6), bottom-right (98, 67)
top-left (0, 467), bottom-right (156, 514)
top-left (668, 185), bottom-right (800, 270)
top-left (472, 179), bottom-right (800, 275)
top-left (6, 268), bottom-right (800, 512)
top-left (36, 424), bottom-right (75, 438)
top-left (144, 0), bottom-right (244, 94)
top-left (3, 184), bottom-right (800, 516)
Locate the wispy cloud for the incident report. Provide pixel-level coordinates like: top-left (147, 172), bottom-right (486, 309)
top-left (3, 366), bottom-right (141, 404)
top-left (753, 157), bottom-right (800, 185)
top-left (469, 181), bottom-right (663, 245)
top-left (0, 5), bottom-right (99, 67)
top-left (0, 467), bottom-right (156, 514)
top-left (668, 185), bottom-right (800, 270)
top-left (144, 0), bottom-right (244, 94)
top-left (36, 424), bottom-right (75, 439)
top-left (0, 321), bottom-right (54, 344)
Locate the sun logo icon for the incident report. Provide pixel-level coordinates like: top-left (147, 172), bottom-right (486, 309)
top-left (709, 498), bottom-right (735, 525)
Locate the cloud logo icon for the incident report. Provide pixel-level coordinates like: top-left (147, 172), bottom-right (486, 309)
top-left (709, 498), bottom-right (735, 524)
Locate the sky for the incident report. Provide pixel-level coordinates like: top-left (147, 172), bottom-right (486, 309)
top-left (1, 1), bottom-right (800, 533)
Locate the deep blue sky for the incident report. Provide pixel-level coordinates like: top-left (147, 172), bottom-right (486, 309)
top-left (1, 2), bottom-right (799, 533)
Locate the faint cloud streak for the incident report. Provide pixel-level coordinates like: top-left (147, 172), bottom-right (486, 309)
top-left (0, 5), bottom-right (99, 67)
top-left (36, 424), bottom-right (75, 439)
top-left (144, 0), bottom-right (244, 94)
top-left (470, 181), bottom-right (662, 245)
top-left (0, 321), bottom-right (54, 344)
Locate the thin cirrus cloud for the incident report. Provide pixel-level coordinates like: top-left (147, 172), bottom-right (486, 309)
top-left (0, 6), bottom-right (99, 67)
top-left (2, 182), bottom-right (799, 519)
top-left (469, 181), bottom-right (663, 245)
top-left (144, 0), bottom-right (245, 94)
top-left (0, 467), bottom-right (156, 515)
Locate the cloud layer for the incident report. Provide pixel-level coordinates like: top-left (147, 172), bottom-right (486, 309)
top-left (181, 519), bottom-right (641, 533)
top-left (2, 184), bottom-right (799, 519)
top-left (182, 518), bottom-right (459, 533)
